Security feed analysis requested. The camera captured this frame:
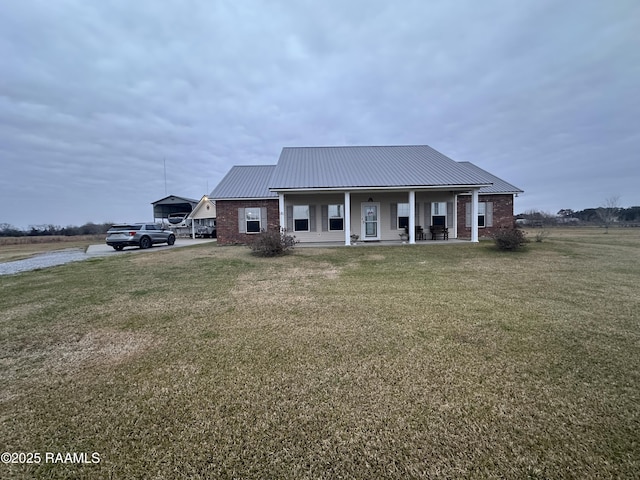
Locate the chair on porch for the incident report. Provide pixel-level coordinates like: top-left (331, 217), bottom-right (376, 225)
top-left (430, 225), bottom-right (449, 240)
top-left (415, 226), bottom-right (425, 241)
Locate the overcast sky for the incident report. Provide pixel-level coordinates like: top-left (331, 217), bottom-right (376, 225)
top-left (1, 0), bottom-right (638, 228)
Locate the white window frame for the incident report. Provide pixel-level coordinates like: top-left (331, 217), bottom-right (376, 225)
top-left (478, 202), bottom-right (486, 228)
top-left (431, 202), bottom-right (447, 226)
top-left (397, 203), bottom-right (410, 229)
top-left (293, 205), bottom-right (310, 232)
top-left (328, 204), bottom-right (344, 231)
top-left (245, 207), bottom-right (261, 233)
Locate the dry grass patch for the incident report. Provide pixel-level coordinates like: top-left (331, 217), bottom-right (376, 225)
top-left (232, 262), bottom-right (340, 307)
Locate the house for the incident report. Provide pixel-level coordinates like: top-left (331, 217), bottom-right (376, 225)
top-left (210, 145), bottom-right (523, 246)
top-left (186, 195), bottom-right (217, 238)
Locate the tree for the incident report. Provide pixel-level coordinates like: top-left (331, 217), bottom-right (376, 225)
top-left (596, 196), bottom-right (620, 233)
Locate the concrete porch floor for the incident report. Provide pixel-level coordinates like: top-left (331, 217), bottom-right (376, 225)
top-left (295, 239), bottom-right (470, 248)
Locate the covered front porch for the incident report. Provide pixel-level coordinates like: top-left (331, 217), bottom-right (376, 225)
top-left (277, 188), bottom-right (483, 246)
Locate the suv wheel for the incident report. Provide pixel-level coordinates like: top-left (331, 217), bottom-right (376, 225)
top-left (139, 236), bottom-right (151, 249)
top-left (167, 234), bottom-right (176, 246)
top-left (114, 245), bottom-right (124, 251)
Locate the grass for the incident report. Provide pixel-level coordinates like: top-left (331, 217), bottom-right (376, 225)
top-left (0, 228), bottom-right (639, 478)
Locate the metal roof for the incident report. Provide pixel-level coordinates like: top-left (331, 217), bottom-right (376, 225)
top-left (209, 165), bottom-right (278, 199)
top-left (457, 162), bottom-right (524, 194)
top-left (152, 195), bottom-right (200, 205)
top-left (268, 145), bottom-right (491, 190)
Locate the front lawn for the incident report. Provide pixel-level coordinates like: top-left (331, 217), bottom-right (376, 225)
top-left (1, 228), bottom-right (638, 478)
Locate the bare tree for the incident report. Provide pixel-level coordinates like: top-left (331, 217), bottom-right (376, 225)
top-left (596, 195), bottom-right (621, 233)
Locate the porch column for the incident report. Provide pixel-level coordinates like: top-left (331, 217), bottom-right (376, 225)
top-left (453, 193), bottom-right (458, 239)
top-left (344, 191), bottom-right (351, 246)
top-left (278, 193), bottom-right (285, 232)
top-left (471, 189), bottom-right (479, 243)
top-left (409, 190), bottom-right (416, 244)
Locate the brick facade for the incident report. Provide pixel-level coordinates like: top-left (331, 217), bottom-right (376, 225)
top-left (216, 195), bottom-right (516, 244)
top-left (457, 194), bottom-right (516, 239)
top-left (216, 199), bottom-right (279, 245)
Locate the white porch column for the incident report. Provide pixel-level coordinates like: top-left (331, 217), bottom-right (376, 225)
top-left (278, 193), bottom-right (285, 232)
top-left (471, 189), bottom-right (479, 243)
top-left (453, 194), bottom-right (458, 239)
top-left (344, 191), bottom-right (351, 245)
top-left (408, 190), bottom-right (416, 244)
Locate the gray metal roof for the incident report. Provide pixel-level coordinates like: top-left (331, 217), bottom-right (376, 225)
top-left (152, 195), bottom-right (200, 205)
top-left (269, 145), bottom-right (491, 190)
top-left (457, 162), bottom-right (524, 194)
top-left (209, 165), bottom-right (278, 199)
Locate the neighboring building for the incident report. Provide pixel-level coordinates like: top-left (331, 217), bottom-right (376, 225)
top-left (210, 145), bottom-right (523, 246)
top-left (152, 195), bottom-right (199, 222)
top-left (186, 195), bottom-right (217, 238)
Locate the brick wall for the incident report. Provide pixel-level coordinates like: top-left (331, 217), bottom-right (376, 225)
top-left (457, 194), bottom-right (516, 239)
top-left (216, 199), bottom-right (279, 245)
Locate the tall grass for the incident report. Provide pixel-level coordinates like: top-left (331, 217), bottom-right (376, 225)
top-left (0, 229), bottom-right (638, 478)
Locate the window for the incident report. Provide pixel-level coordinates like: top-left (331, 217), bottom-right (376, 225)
top-left (465, 201), bottom-right (492, 228)
top-left (431, 202), bottom-right (447, 226)
top-left (293, 205), bottom-right (309, 231)
top-left (328, 204), bottom-right (344, 231)
top-left (397, 203), bottom-right (409, 229)
top-left (246, 207), bottom-right (261, 233)
top-left (478, 202), bottom-right (486, 227)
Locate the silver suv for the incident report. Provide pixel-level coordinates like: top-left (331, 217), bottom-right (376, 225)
top-left (106, 223), bottom-right (176, 251)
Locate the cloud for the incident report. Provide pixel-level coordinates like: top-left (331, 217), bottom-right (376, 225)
top-left (0, 0), bottom-right (638, 228)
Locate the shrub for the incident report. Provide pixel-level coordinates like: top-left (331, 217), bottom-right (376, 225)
top-left (534, 230), bottom-right (550, 243)
top-left (493, 228), bottom-right (529, 251)
top-left (249, 228), bottom-right (297, 257)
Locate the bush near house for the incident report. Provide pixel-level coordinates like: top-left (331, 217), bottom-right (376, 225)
top-left (493, 227), bottom-right (529, 251)
top-left (249, 228), bottom-right (297, 257)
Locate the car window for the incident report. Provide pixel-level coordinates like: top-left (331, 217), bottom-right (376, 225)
top-left (110, 225), bottom-right (141, 231)
top-left (145, 224), bottom-right (156, 230)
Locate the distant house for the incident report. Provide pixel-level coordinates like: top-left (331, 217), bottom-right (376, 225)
top-left (210, 145), bottom-right (523, 245)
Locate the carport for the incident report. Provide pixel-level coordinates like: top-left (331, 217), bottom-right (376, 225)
top-left (152, 195), bottom-right (199, 222)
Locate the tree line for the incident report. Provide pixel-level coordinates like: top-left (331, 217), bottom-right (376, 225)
top-left (518, 204), bottom-right (640, 227)
top-left (0, 222), bottom-right (114, 237)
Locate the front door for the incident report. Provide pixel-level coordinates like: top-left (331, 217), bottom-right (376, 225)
top-left (361, 202), bottom-right (380, 241)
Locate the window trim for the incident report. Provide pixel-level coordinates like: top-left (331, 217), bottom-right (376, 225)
top-left (245, 207), bottom-right (262, 234)
top-left (328, 204), bottom-right (344, 231)
top-left (293, 205), bottom-right (310, 232)
top-left (478, 202), bottom-right (486, 228)
top-left (431, 202), bottom-right (447, 227)
top-left (397, 202), bottom-right (410, 230)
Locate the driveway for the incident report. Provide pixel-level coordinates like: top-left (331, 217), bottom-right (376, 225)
top-left (0, 238), bottom-right (216, 276)
top-left (85, 238), bottom-right (215, 256)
